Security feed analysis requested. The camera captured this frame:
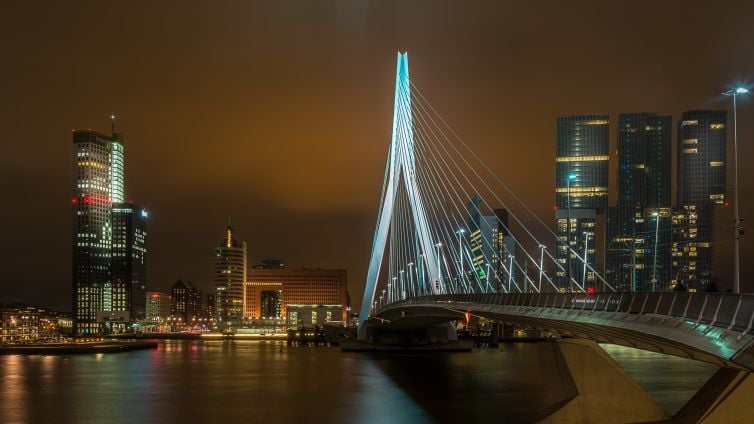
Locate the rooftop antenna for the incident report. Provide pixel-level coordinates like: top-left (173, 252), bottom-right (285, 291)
top-left (110, 113), bottom-right (116, 136)
top-left (227, 214), bottom-right (231, 227)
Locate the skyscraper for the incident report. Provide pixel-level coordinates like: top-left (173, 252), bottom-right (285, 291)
top-left (72, 130), bottom-right (124, 335)
top-left (555, 115), bottom-right (609, 210)
top-left (111, 202), bottom-right (148, 321)
top-left (617, 113), bottom-right (672, 209)
top-left (675, 110), bottom-right (727, 291)
top-left (678, 110), bottom-right (727, 206)
top-left (214, 226), bottom-right (247, 331)
top-left (606, 113), bottom-right (672, 291)
top-left (555, 115), bottom-right (608, 291)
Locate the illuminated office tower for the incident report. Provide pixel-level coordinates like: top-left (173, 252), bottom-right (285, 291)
top-left (72, 129), bottom-right (124, 335)
top-left (555, 115), bottom-right (608, 291)
top-left (555, 115), bottom-right (609, 210)
top-left (111, 203), bottom-right (148, 320)
top-left (214, 226), bottom-right (247, 331)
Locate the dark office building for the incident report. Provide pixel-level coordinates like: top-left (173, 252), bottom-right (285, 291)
top-left (675, 110), bottom-right (726, 291)
top-left (605, 207), bottom-right (671, 292)
top-left (555, 115), bottom-right (609, 210)
top-left (678, 110), bottom-right (727, 206)
top-left (72, 130), bottom-right (124, 335)
top-left (170, 280), bottom-right (201, 322)
top-left (617, 113), bottom-right (672, 209)
top-left (206, 294), bottom-right (216, 319)
top-left (606, 113), bottom-right (672, 291)
top-left (111, 203), bottom-right (148, 320)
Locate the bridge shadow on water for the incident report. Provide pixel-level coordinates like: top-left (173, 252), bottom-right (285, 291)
top-left (364, 343), bottom-right (555, 423)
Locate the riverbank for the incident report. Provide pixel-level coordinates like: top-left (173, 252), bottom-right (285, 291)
top-left (0, 340), bottom-right (158, 355)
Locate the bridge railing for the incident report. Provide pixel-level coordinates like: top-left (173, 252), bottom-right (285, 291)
top-left (381, 292), bottom-right (754, 335)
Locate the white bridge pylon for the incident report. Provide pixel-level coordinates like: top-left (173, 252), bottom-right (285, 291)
top-left (359, 52), bottom-right (442, 324)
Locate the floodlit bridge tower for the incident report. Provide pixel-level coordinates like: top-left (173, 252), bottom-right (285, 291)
top-left (359, 53), bottom-right (441, 329)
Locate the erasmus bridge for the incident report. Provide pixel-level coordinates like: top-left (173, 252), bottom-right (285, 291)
top-left (354, 52), bottom-right (754, 423)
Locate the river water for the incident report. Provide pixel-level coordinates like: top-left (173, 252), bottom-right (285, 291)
top-left (0, 340), bottom-right (717, 423)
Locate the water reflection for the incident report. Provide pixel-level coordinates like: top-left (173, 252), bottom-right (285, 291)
top-left (0, 341), bottom-right (718, 423)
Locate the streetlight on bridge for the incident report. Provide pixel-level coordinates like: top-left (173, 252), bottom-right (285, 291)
top-left (723, 86), bottom-right (749, 294)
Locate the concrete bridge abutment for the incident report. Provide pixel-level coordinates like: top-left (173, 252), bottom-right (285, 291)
top-left (536, 338), bottom-right (670, 424)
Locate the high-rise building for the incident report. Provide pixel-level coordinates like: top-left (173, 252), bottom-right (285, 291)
top-left (555, 115), bottom-right (609, 210)
top-left (214, 226), bottom-right (247, 330)
top-left (605, 207), bottom-right (672, 292)
top-left (170, 280), bottom-right (202, 322)
top-left (606, 113), bottom-right (672, 291)
top-left (243, 268), bottom-right (348, 321)
top-left (72, 130), bottom-right (125, 335)
top-left (678, 110), bottom-right (727, 206)
top-left (617, 113), bottom-right (672, 209)
top-left (671, 205), bottom-right (714, 291)
top-left (675, 110), bottom-right (726, 291)
top-left (111, 203), bottom-right (148, 320)
top-left (555, 115), bottom-right (608, 292)
top-left (556, 209), bottom-right (597, 290)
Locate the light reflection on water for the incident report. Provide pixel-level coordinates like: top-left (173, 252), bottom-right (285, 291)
top-left (0, 341), bottom-right (716, 423)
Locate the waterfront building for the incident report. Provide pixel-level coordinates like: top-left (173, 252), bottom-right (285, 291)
top-left (1, 302), bottom-right (72, 343)
top-left (214, 226), bottom-right (247, 330)
top-left (111, 203), bottom-right (148, 320)
top-left (170, 280), bottom-right (202, 322)
top-left (72, 129), bottom-right (124, 335)
top-left (145, 292), bottom-right (171, 324)
top-left (244, 268), bottom-right (348, 321)
top-left (286, 304), bottom-right (344, 329)
top-left (555, 115), bottom-right (609, 210)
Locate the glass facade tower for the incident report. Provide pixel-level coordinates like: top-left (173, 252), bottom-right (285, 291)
top-left (555, 115), bottom-right (609, 210)
top-left (111, 202), bottom-right (148, 320)
top-left (72, 130), bottom-right (123, 335)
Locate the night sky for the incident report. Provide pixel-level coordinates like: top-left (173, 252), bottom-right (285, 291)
top-left (2, 1), bottom-right (754, 312)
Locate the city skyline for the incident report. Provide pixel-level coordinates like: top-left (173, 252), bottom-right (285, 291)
top-left (2, 1), bottom-right (754, 311)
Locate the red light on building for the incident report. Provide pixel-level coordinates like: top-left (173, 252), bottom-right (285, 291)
top-left (553, 205), bottom-right (558, 212)
top-left (71, 197), bottom-right (78, 204)
top-left (84, 197), bottom-right (93, 204)
top-left (724, 201), bottom-right (730, 207)
top-left (151, 294), bottom-right (159, 299)
top-left (587, 286), bottom-right (596, 295)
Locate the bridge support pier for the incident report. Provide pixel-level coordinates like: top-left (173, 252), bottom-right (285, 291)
top-left (536, 338), bottom-right (669, 424)
top-left (671, 366), bottom-right (754, 423)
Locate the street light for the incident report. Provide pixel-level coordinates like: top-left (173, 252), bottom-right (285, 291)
top-left (651, 211), bottom-right (661, 292)
top-left (723, 86), bottom-right (749, 294)
top-left (407, 262), bottom-right (415, 298)
top-left (566, 173), bottom-right (577, 292)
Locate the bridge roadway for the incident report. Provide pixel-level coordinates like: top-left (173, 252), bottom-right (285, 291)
top-left (374, 291), bottom-right (754, 370)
